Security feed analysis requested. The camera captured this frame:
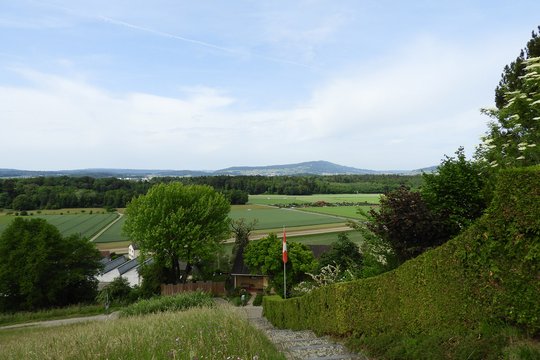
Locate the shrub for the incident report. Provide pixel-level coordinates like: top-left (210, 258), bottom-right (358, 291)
top-left (120, 291), bottom-right (214, 317)
top-left (252, 293), bottom-right (264, 306)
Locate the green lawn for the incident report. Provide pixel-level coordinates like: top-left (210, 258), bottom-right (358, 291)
top-left (249, 193), bottom-right (381, 205)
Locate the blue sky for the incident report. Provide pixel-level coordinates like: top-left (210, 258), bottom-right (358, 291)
top-left (1, 1), bottom-right (539, 171)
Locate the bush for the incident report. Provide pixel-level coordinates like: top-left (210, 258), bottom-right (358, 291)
top-left (120, 291), bottom-right (214, 317)
top-left (96, 277), bottom-right (135, 306)
top-left (252, 294), bottom-right (263, 306)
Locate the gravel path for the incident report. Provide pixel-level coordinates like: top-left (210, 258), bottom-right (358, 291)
top-left (0, 312), bottom-right (120, 331)
top-left (218, 298), bottom-right (368, 360)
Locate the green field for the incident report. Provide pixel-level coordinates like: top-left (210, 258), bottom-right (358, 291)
top-left (300, 205), bottom-right (373, 220)
top-left (249, 193), bottom-right (381, 205)
top-left (0, 213), bottom-right (119, 239)
top-left (93, 216), bottom-right (129, 243)
top-left (229, 205), bottom-right (344, 230)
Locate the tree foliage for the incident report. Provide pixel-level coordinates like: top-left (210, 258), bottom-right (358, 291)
top-left (495, 26), bottom-right (540, 109)
top-left (243, 234), bottom-right (317, 297)
top-left (123, 183), bottom-right (230, 284)
top-left (230, 218), bottom-right (258, 257)
top-left (318, 233), bottom-right (363, 275)
top-left (480, 28), bottom-right (540, 169)
top-left (0, 218), bottom-right (101, 312)
top-left (365, 186), bottom-right (445, 264)
top-left (422, 147), bottom-right (487, 239)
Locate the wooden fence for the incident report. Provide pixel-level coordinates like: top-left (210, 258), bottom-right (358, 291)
top-left (161, 281), bottom-right (226, 296)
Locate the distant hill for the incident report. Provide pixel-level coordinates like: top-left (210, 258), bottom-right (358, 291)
top-left (215, 160), bottom-right (378, 176)
top-left (0, 161), bottom-right (435, 178)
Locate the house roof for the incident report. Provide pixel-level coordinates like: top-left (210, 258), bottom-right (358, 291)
top-left (102, 256), bottom-right (128, 274)
top-left (118, 257), bottom-right (155, 275)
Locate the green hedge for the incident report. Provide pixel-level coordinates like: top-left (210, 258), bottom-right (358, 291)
top-left (263, 167), bottom-right (540, 355)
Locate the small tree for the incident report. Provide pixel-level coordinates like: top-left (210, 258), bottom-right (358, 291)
top-left (318, 233), bottom-right (363, 275)
top-left (230, 218), bottom-right (258, 257)
top-left (422, 147), bottom-right (487, 239)
top-left (364, 186), bottom-right (445, 264)
top-left (243, 234), bottom-right (317, 297)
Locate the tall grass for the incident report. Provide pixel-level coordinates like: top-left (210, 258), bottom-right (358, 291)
top-left (0, 306), bottom-right (286, 359)
top-left (120, 291), bottom-right (215, 317)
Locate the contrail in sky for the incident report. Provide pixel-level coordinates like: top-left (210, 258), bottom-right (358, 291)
top-left (98, 15), bottom-right (314, 69)
top-left (32, 0), bottom-right (313, 69)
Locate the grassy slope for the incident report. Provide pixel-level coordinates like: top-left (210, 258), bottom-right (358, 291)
top-left (264, 167), bottom-right (540, 359)
top-left (0, 307), bottom-right (285, 360)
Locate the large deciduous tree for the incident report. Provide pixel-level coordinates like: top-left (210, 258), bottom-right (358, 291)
top-left (0, 218), bottom-right (101, 312)
top-left (123, 183), bottom-right (230, 284)
top-left (243, 234), bottom-right (317, 297)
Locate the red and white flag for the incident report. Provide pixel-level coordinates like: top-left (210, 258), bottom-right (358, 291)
top-left (282, 229), bottom-right (288, 263)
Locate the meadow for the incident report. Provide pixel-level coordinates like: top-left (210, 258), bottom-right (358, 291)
top-left (0, 306), bottom-right (285, 359)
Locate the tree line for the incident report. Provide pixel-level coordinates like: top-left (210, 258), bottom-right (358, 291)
top-left (0, 174), bottom-right (422, 210)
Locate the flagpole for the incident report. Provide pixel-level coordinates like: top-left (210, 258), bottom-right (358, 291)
top-left (283, 226), bottom-right (287, 299)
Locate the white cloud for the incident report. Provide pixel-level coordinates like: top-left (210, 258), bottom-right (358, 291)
top-left (0, 35), bottom-right (511, 170)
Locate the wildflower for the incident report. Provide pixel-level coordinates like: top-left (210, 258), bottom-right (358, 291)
top-left (528, 144), bottom-right (537, 147)
top-left (532, 99), bottom-right (540, 105)
top-left (516, 156), bottom-right (525, 160)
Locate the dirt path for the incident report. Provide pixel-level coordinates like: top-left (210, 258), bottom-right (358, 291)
top-left (0, 312), bottom-right (120, 331)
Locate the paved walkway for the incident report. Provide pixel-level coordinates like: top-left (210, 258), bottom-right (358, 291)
top-left (218, 298), bottom-right (367, 360)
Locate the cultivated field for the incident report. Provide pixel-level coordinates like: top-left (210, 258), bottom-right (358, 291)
top-left (0, 212), bottom-right (119, 239)
top-left (249, 193), bottom-right (381, 205)
top-left (93, 216), bottom-right (129, 243)
top-left (300, 205), bottom-right (372, 220)
top-left (229, 204), bottom-right (344, 230)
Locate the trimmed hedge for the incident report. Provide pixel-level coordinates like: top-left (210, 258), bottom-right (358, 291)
top-left (263, 167), bottom-right (540, 354)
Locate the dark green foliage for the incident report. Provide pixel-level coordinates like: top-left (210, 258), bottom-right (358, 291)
top-left (366, 186), bottom-right (445, 263)
top-left (0, 218), bottom-right (102, 312)
top-left (422, 147), bottom-right (487, 239)
top-left (120, 291), bottom-right (214, 317)
top-left (318, 232), bottom-right (363, 274)
top-left (263, 167), bottom-right (540, 358)
top-left (243, 234), bottom-right (318, 297)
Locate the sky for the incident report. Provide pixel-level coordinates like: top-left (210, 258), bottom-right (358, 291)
top-left (1, 1), bottom-right (539, 171)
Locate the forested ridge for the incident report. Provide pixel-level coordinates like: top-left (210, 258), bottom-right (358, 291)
top-left (0, 174), bottom-right (422, 210)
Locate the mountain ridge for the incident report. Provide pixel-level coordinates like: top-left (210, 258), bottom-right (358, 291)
top-left (0, 161), bottom-right (435, 178)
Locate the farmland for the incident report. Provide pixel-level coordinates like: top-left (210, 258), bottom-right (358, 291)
top-left (0, 212), bottom-right (119, 239)
top-left (229, 204), bottom-right (344, 230)
top-left (249, 193), bottom-right (381, 206)
top-left (301, 205), bottom-right (371, 220)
